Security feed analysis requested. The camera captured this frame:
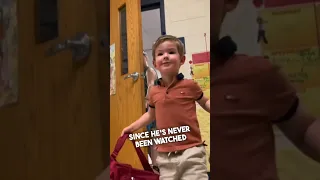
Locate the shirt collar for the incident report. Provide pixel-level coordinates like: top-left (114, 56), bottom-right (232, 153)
top-left (155, 73), bottom-right (184, 86)
top-left (212, 36), bottom-right (237, 68)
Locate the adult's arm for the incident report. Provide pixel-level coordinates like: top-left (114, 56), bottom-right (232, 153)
top-left (259, 63), bottom-right (320, 162)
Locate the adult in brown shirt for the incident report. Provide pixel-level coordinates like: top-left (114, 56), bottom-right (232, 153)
top-left (211, 0), bottom-right (320, 180)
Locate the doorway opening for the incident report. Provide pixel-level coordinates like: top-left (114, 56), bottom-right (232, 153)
top-left (141, 0), bottom-right (165, 77)
top-left (141, 0), bottom-right (165, 169)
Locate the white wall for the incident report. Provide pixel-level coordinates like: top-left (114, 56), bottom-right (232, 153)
top-left (220, 0), bottom-right (262, 56)
top-left (164, 0), bottom-right (210, 79)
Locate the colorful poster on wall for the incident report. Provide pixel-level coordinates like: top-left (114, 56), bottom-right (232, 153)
top-left (0, 0), bottom-right (18, 108)
top-left (264, 0), bottom-right (319, 8)
top-left (259, 4), bottom-right (318, 52)
top-left (263, 47), bottom-right (320, 93)
top-left (192, 63), bottom-right (209, 79)
top-left (258, 3), bottom-right (320, 117)
top-left (192, 52), bottom-right (210, 64)
top-left (110, 44), bottom-right (116, 95)
top-left (191, 51), bottom-right (210, 170)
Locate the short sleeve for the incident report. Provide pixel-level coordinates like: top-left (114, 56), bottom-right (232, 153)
top-left (190, 80), bottom-right (204, 101)
top-left (259, 65), bottom-right (297, 121)
top-left (148, 86), bottom-right (156, 108)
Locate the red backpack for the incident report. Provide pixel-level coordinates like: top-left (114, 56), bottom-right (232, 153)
top-left (110, 134), bottom-right (159, 180)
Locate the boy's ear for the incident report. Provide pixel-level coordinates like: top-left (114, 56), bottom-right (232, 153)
top-left (180, 56), bottom-right (186, 65)
top-left (153, 59), bottom-right (157, 68)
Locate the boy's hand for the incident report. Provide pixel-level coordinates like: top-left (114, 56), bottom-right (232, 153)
top-left (121, 126), bottom-right (133, 136)
top-left (120, 111), bottom-right (155, 137)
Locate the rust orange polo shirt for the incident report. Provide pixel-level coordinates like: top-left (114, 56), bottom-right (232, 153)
top-left (211, 54), bottom-right (297, 180)
top-left (148, 73), bottom-right (204, 152)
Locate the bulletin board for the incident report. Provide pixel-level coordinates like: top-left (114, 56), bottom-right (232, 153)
top-left (258, 2), bottom-right (320, 118)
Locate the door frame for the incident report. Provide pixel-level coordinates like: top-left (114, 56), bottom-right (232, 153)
top-left (109, 0), bottom-right (146, 169)
top-left (141, 0), bottom-right (166, 35)
top-left (94, 0), bottom-right (110, 169)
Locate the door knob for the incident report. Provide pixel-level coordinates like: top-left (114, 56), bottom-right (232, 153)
top-left (46, 32), bottom-right (91, 63)
top-left (124, 72), bottom-right (139, 82)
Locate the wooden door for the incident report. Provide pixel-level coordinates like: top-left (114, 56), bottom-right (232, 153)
top-left (0, 0), bottom-right (109, 179)
top-left (110, 0), bottom-right (146, 169)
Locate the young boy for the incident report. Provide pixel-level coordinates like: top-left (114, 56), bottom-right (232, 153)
top-left (121, 35), bottom-right (210, 180)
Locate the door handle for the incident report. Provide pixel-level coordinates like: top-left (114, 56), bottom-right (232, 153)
top-left (46, 32), bottom-right (91, 63)
top-left (124, 72), bottom-right (139, 82)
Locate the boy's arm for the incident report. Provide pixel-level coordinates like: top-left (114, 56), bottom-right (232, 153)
top-left (197, 96), bottom-right (210, 112)
top-left (130, 85), bottom-right (156, 132)
top-left (127, 108), bottom-right (156, 132)
top-left (191, 80), bottom-right (210, 113)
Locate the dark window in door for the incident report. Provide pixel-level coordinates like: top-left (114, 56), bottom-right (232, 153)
top-left (35, 0), bottom-right (59, 43)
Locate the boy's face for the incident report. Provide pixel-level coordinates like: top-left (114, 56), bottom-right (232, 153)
top-left (212, 0), bottom-right (239, 45)
top-left (153, 41), bottom-right (185, 76)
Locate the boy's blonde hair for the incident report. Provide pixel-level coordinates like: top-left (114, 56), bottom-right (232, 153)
top-left (152, 35), bottom-right (185, 60)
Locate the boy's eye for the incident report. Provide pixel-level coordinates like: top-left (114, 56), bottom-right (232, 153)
top-left (157, 53), bottom-right (163, 56)
top-left (169, 51), bottom-right (176, 54)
